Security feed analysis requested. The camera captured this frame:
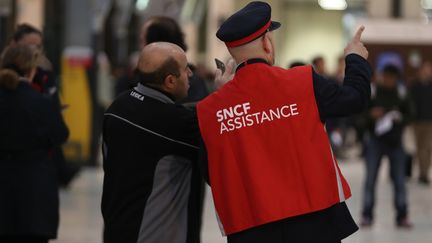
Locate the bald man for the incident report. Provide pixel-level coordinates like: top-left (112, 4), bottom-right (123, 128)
top-left (139, 16), bottom-right (209, 103)
top-left (101, 42), bottom-right (200, 243)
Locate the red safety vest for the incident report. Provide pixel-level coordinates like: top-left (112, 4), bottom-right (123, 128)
top-left (196, 62), bottom-right (351, 235)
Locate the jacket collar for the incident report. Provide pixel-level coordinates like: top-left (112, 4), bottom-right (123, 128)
top-left (236, 58), bottom-right (269, 72)
top-left (134, 83), bottom-right (175, 104)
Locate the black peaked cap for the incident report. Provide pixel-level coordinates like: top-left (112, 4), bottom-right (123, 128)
top-left (216, 1), bottom-right (281, 47)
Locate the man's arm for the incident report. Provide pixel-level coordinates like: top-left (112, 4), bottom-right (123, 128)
top-left (164, 106), bottom-right (201, 161)
top-left (313, 54), bottom-right (372, 120)
top-left (174, 109), bottom-right (210, 185)
top-left (313, 26), bottom-right (372, 120)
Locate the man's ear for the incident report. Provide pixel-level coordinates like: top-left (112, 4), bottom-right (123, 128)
top-left (262, 34), bottom-right (271, 53)
top-left (163, 74), bottom-right (176, 90)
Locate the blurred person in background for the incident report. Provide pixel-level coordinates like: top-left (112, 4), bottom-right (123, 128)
top-left (410, 61), bottom-right (432, 185)
top-left (11, 24), bottom-right (54, 94)
top-left (0, 44), bottom-right (69, 243)
top-left (360, 64), bottom-right (414, 228)
top-left (333, 55), bottom-right (345, 83)
top-left (326, 55), bottom-right (350, 160)
top-left (193, 62), bottom-right (216, 92)
top-left (101, 42), bottom-right (200, 243)
top-left (10, 23), bottom-right (80, 188)
top-left (113, 52), bottom-right (140, 96)
top-left (312, 55), bottom-right (327, 76)
top-left (288, 60), bottom-right (305, 68)
top-left (140, 16), bottom-right (209, 103)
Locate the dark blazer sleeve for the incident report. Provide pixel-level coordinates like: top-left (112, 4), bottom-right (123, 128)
top-left (313, 54), bottom-right (372, 120)
top-left (36, 97), bottom-right (69, 146)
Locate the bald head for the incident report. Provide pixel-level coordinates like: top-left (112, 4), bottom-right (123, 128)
top-left (138, 42), bottom-right (184, 73)
top-left (135, 42), bottom-right (192, 101)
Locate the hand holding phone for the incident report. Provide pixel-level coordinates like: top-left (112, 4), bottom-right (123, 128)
top-left (214, 58), bottom-right (235, 89)
top-left (215, 58), bottom-right (226, 74)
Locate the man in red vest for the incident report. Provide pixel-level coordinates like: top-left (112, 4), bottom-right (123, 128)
top-left (196, 1), bottom-right (371, 243)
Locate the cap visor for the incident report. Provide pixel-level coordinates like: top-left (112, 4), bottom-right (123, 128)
top-left (269, 21), bottom-right (281, 31)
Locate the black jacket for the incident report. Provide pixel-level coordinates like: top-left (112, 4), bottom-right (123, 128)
top-left (0, 81), bottom-right (69, 238)
top-left (367, 85), bottom-right (414, 146)
top-left (102, 83), bottom-right (202, 243)
top-left (410, 80), bottom-right (432, 121)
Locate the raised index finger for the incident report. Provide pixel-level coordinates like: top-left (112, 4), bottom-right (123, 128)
top-left (353, 26), bottom-right (365, 42)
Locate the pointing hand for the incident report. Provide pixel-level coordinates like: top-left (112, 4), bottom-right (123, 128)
top-left (344, 26), bottom-right (368, 59)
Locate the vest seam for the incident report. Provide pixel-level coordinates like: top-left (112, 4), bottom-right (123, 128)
top-left (324, 124), bottom-right (346, 202)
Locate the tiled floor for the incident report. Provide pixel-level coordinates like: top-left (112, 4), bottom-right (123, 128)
top-left (53, 146), bottom-right (432, 243)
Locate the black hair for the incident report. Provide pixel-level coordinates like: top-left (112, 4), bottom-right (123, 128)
top-left (144, 16), bottom-right (188, 51)
top-left (382, 64), bottom-right (401, 77)
top-left (289, 61), bottom-right (306, 68)
top-left (135, 57), bottom-right (180, 85)
top-left (311, 56), bottom-right (324, 66)
top-left (13, 23), bottom-right (42, 42)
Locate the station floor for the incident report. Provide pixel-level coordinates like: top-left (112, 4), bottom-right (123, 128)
top-left (53, 139), bottom-right (432, 243)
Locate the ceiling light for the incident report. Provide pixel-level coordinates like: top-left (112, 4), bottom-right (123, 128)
top-left (318, 0), bottom-right (347, 10)
top-left (421, 0), bottom-right (432, 9)
top-left (136, 0), bottom-right (150, 11)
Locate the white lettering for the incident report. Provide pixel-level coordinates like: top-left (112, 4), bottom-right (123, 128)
top-left (269, 108), bottom-right (281, 120)
top-left (260, 111), bottom-right (272, 123)
top-left (280, 106), bottom-right (291, 117)
top-left (130, 91), bottom-right (144, 101)
top-left (245, 114), bottom-right (254, 126)
top-left (241, 116), bottom-right (247, 127)
top-left (234, 117), bottom-right (243, 129)
top-left (227, 119), bottom-right (235, 130)
top-left (220, 122), bottom-right (229, 134)
top-left (216, 110), bottom-right (224, 122)
top-left (216, 102), bottom-right (300, 134)
top-left (251, 112), bottom-right (260, 123)
top-left (223, 107), bottom-right (234, 120)
top-left (290, 104), bottom-right (299, 116)
top-left (216, 102), bottom-right (251, 121)
top-left (243, 102), bottom-right (251, 114)
top-left (234, 104), bottom-right (244, 116)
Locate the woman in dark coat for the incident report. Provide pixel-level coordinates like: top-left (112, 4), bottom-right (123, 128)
top-left (0, 44), bottom-right (69, 243)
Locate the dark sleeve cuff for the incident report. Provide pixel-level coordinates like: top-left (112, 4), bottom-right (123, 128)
top-left (345, 53), bottom-right (373, 77)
